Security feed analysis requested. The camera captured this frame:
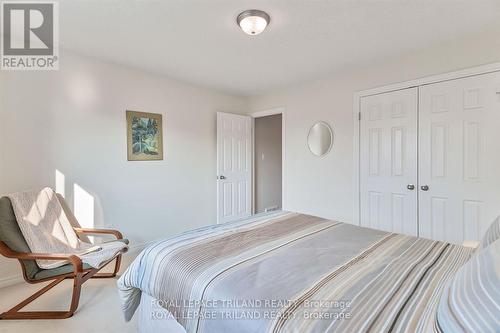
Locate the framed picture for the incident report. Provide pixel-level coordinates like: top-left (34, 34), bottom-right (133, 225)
top-left (126, 110), bottom-right (163, 161)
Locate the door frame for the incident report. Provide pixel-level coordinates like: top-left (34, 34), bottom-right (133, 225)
top-left (250, 107), bottom-right (286, 214)
top-left (353, 62), bottom-right (500, 226)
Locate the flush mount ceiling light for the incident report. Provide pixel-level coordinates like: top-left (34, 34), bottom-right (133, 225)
top-left (237, 10), bottom-right (270, 36)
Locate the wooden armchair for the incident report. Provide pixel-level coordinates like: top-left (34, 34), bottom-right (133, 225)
top-left (0, 196), bottom-right (128, 320)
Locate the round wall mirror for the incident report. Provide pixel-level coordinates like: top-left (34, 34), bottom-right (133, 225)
top-left (307, 122), bottom-right (333, 156)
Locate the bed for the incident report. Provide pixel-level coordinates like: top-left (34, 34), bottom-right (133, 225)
top-left (117, 212), bottom-right (476, 332)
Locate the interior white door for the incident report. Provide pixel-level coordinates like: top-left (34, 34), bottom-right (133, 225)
top-left (360, 87), bottom-right (418, 236)
top-left (419, 71), bottom-right (500, 244)
top-left (217, 112), bottom-right (252, 223)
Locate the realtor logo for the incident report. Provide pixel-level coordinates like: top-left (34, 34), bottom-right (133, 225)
top-left (1, 1), bottom-right (59, 70)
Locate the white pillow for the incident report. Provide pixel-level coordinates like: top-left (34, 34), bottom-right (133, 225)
top-left (481, 215), bottom-right (500, 249)
top-left (436, 238), bottom-right (500, 332)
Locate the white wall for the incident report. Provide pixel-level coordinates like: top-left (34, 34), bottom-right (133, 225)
top-left (249, 30), bottom-right (500, 223)
top-left (0, 51), bottom-right (247, 283)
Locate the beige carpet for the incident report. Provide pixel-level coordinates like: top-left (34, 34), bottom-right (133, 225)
top-left (0, 256), bottom-right (138, 332)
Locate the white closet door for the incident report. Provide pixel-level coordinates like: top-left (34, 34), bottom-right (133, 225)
top-left (217, 112), bottom-right (252, 224)
top-left (360, 88), bottom-right (418, 236)
top-left (419, 71), bottom-right (500, 244)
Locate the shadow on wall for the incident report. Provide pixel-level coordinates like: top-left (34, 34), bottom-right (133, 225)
top-left (54, 169), bottom-right (104, 230)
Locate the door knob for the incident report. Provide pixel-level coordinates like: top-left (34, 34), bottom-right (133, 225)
top-left (218, 175), bottom-right (226, 180)
top-left (421, 185), bottom-right (429, 191)
top-left (407, 184), bottom-right (415, 190)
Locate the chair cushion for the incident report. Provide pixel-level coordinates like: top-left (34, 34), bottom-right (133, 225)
top-left (34, 262), bottom-right (93, 280)
top-left (0, 197), bottom-right (41, 280)
top-left (8, 187), bottom-right (91, 269)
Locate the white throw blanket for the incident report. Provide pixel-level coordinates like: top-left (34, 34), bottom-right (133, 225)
top-left (8, 187), bottom-right (127, 269)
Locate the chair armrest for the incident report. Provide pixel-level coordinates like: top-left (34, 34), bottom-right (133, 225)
top-left (73, 227), bottom-right (123, 240)
top-left (0, 242), bottom-right (83, 274)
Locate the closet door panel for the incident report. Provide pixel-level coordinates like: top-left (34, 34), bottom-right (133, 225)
top-left (419, 71), bottom-right (500, 244)
top-left (360, 88), bottom-right (418, 236)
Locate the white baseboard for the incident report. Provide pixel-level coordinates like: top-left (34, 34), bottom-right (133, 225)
top-left (0, 274), bottom-right (23, 289)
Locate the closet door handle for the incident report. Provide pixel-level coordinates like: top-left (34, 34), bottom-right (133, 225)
top-left (407, 184), bottom-right (415, 190)
top-left (421, 185), bottom-right (429, 191)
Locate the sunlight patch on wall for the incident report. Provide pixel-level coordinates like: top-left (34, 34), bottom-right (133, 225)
top-left (55, 169), bottom-right (66, 197)
top-left (74, 183), bottom-right (94, 228)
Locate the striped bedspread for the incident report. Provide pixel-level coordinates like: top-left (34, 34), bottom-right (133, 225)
top-left (117, 212), bottom-right (474, 332)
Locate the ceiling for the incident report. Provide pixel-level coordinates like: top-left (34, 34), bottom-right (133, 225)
top-left (60, 0), bottom-right (500, 96)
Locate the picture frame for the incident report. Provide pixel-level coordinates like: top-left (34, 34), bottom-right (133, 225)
top-left (126, 110), bottom-right (163, 161)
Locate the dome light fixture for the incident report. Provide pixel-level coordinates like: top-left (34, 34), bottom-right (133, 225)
top-left (237, 10), bottom-right (270, 36)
